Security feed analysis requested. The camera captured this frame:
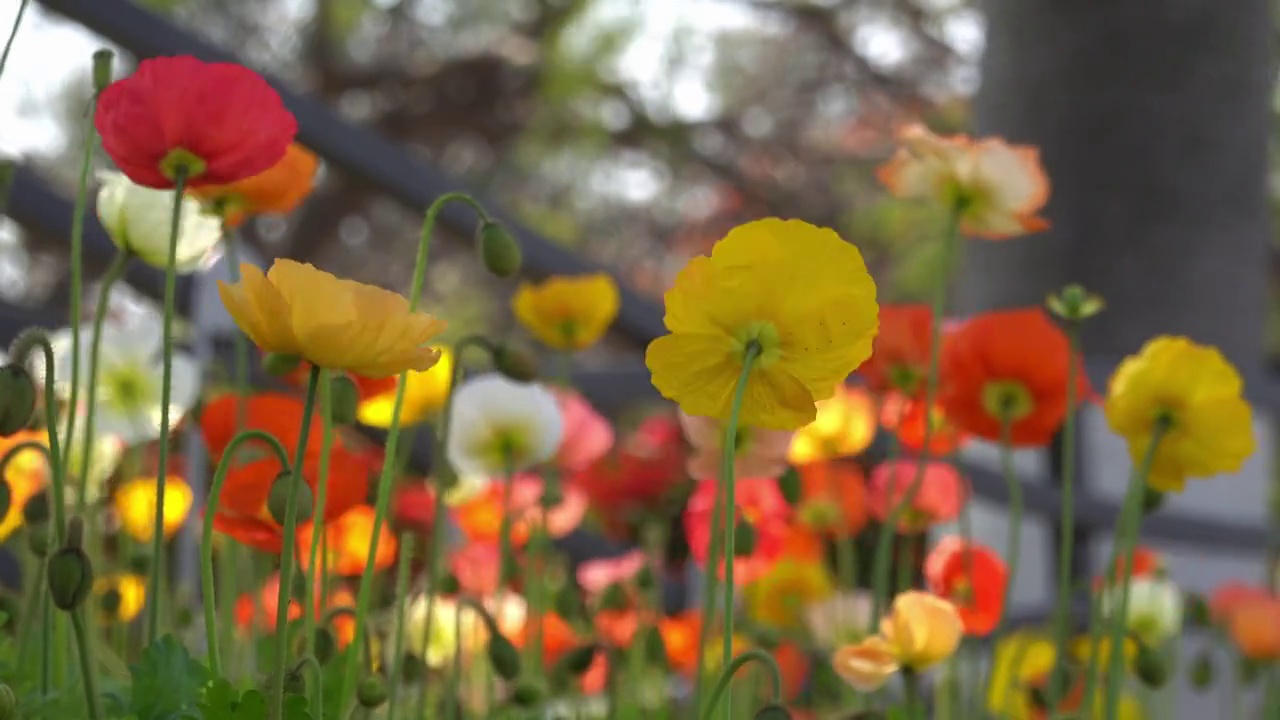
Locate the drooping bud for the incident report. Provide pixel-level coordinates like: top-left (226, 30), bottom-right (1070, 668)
top-left (733, 519), bottom-right (756, 557)
top-left (492, 343), bottom-right (538, 382)
top-left (356, 675), bottom-right (389, 708)
top-left (478, 221), bottom-right (522, 278)
top-left (1189, 649), bottom-right (1215, 691)
top-left (754, 704), bottom-right (793, 720)
top-left (1134, 643), bottom-right (1169, 688)
top-left (328, 374), bottom-right (359, 425)
top-left (92, 49), bottom-right (115, 95)
top-left (488, 633), bottom-right (522, 681)
top-left (268, 472), bottom-right (313, 526)
top-left (283, 667), bottom-right (306, 696)
top-left (511, 680), bottom-right (544, 707)
top-left (0, 364), bottom-right (36, 436)
top-left (777, 466), bottom-right (802, 506)
top-left (26, 524), bottom-right (51, 557)
top-left (263, 353), bottom-right (302, 377)
top-left (47, 546), bottom-right (94, 611)
top-left (556, 644), bottom-right (597, 677)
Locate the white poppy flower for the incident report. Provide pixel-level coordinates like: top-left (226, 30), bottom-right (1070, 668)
top-left (96, 171), bottom-right (223, 273)
top-left (1101, 576), bottom-right (1184, 645)
top-left (805, 590), bottom-right (876, 648)
top-left (445, 374), bottom-right (562, 479)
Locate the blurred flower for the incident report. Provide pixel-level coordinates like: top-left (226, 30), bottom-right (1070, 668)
top-left (1226, 595), bottom-right (1280, 661)
top-left (1100, 576), bottom-right (1183, 645)
top-left (787, 385), bottom-right (876, 465)
top-left (97, 171), bottom-right (223, 273)
top-left (594, 609), bottom-right (641, 647)
top-left (555, 390), bottom-right (614, 472)
top-left (940, 308), bottom-right (1089, 447)
top-left (572, 414), bottom-right (686, 528)
top-left (986, 631), bottom-right (1057, 720)
top-left (1105, 335), bottom-right (1254, 493)
top-left (858, 304), bottom-right (934, 397)
top-left (356, 347), bottom-right (453, 428)
top-left (298, 504), bottom-right (397, 576)
top-left (392, 483), bottom-right (437, 534)
top-left (189, 142), bottom-right (319, 227)
top-left (63, 427), bottom-right (124, 507)
top-left (879, 392), bottom-right (967, 456)
top-left (1210, 582), bottom-right (1273, 622)
top-left (833, 591), bottom-right (962, 692)
top-left (451, 475), bottom-right (587, 547)
top-left (658, 611), bottom-right (702, 676)
top-left (516, 611), bottom-right (581, 665)
top-left (805, 591), bottom-right (875, 648)
top-left (924, 536), bottom-right (1007, 636)
top-left (513, 273), bottom-right (620, 351)
top-left (92, 574), bottom-right (147, 625)
top-left (794, 462), bottom-right (868, 537)
top-left (201, 391), bottom-right (322, 461)
top-left (647, 218), bottom-right (879, 430)
top-left (234, 572), bottom-right (302, 634)
top-left (446, 374), bottom-right (562, 479)
top-left (832, 636), bottom-right (899, 692)
top-left (450, 542), bottom-right (501, 596)
top-left (773, 641), bottom-right (811, 702)
top-left (746, 559), bottom-right (834, 631)
top-left (0, 430), bottom-right (48, 541)
top-left (95, 56), bottom-right (295, 189)
top-left (684, 476), bottom-right (791, 584)
top-left (576, 550), bottom-right (646, 596)
top-left (114, 474), bottom-right (193, 542)
top-left (867, 459), bottom-right (965, 531)
top-left (402, 595), bottom-right (482, 668)
top-left (219, 259), bottom-right (446, 377)
top-left (1095, 545), bottom-right (1164, 591)
top-left (877, 124), bottom-right (1050, 239)
top-left (680, 410), bottom-right (791, 480)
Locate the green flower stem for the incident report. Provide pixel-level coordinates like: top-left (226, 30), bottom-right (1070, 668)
top-left (74, 251), bottom-right (131, 513)
top-left (302, 370), bottom-right (334, 658)
top-left (871, 208), bottom-right (962, 620)
top-left (697, 648), bottom-right (782, 720)
top-left (10, 333), bottom-right (67, 539)
top-left (1047, 322), bottom-right (1083, 707)
top-left (70, 610), bottom-right (102, 719)
top-left (294, 654), bottom-right (324, 720)
top-left (200, 429), bottom-right (291, 677)
top-left (1100, 422), bottom-right (1169, 720)
top-left (0, 0), bottom-right (29, 81)
top-left (692, 457), bottom-right (728, 714)
top-left (146, 167), bottom-right (188, 641)
top-left (716, 341), bottom-right (762, 720)
top-left (338, 192), bottom-right (490, 713)
top-left (996, 414), bottom-right (1023, 633)
top-left (39, 591), bottom-right (50, 694)
top-left (385, 533), bottom-right (415, 720)
top-left (15, 554), bottom-right (45, 663)
top-left (902, 669), bottom-right (924, 720)
top-left (270, 366), bottom-right (322, 720)
top-left (524, 518), bottom-right (549, 671)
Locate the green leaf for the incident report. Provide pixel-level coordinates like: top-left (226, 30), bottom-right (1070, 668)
top-left (198, 678), bottom-right (239, 719)
top-left (234, 690), bottom-right (267, 719)
top-left (282, 694), bottom-right (312, 720)
top-left (129, 635), bottom-right (211, 720)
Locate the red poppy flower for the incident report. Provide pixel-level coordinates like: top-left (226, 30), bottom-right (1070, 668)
top-left (867, 459), bottom-right (966, 532)
top-left (572, 413), bottom-right (686, 533)
top-left (879, 391), bottom-right (967, 456)
top-left (684, 476), bottom-right (791, 584)
top-left (859, 304), bottom-right (934, 396)
top-left (939, 309), bottom-right (1090, 447)
top-left (1211, 582), bottom-right (1274, 623)
top-left (1094, 545), bottom-right (1163, 591)
top-left (392, 483), bottom-right (437, 534)
top-left (658, 611), bottom-right (703, 677)
top-left (201, 392), bottom-right (323, 464)
top-left (594, 609), bottom-right (641, 647)
top-left (773, 641), bottom-right (811, 701)
top-left (924, 536), bottom-right (1008, 636)
top-left (95, 56), bottom-right (296, 189)
top-left (515, 611), bottom-right (580, 665)
top-left (794, 462), bottom-right (868, 537)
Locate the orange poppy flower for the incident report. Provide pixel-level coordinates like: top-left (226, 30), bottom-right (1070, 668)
top-left (298, 504), bottom-right (397, 576)
top-left (794, 462), bottom-right (868, 537)
top-left (581, 650), bottom-right (609, 695)
top-left (1227, 596), bottom-right (1280, 661)
top-left (594, 608), bottom-right (641, 647)
top-left (878, 391), bottom-right (967, 456)
top-left (201, 392), bottom-right (322, 461)
top-left (924, 536), bottom-right (1008, 636)
top-left (939, 309), bottom-right (1090, 447)
top-left (659, 611), bottom-right (703, 676)
top-left (859, 305), bottom-right (934, 397)
top-left (392, 483), bottom-right (437, 534)
top-left (779, 525), bottom-right (826, 562)
top-left (234, 572), bottom-right (355, 647)
top-left (1210, 582), bottom-right (1274, 623)
top-left (867, 459), bottom-right (966, 532)
top-left (773, 641), bottom-right (811, 701)
top-left (189, 142), bottom-right (319, 227)
top-left (515, 611), bottom-right (580, 665)
top-left (684, 476), bottom-right (792, 584)
top-left (452, 475), bottom-right (587, 547)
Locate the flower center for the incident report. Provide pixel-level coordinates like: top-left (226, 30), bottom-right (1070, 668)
top-left (159, 147), bottom-right (209, 182)
top-left (735, 321), bottom-right (782, 366)
top-left (980, 380), bottom-right (1035, 423)
top-left (102, 364), bottom-right (157, 413)
top-left (798, 499), bottom-right (842, 530)
top-left (480, 429), bottom-right (531, 472)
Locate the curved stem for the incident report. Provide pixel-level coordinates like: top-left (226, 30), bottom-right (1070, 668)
top-left (271, 367), bottom-right (322, 720)
top-left (201, 429), bottom-right (292, 677)
top-left (1047, 323), bottom-right (1082, 707)
top-left (74, 252), bottom-right (130, 514)
top-left (294, 654), bottom-right (324, 720)
top-left (70, 610), bottom-right (102, 720)
top-left (11, 333), bottom-right (67, 542)
top-left (0, 0), bottom-right (29, 82)
top-left (385, 533), bottom-right (415, 720)
top-left (698, 648), bottom-right (782, 720)
top-left (146, 168), bottom-right (188, 641)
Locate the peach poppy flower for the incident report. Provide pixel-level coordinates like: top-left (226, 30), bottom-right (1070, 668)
top-left (556, 390), bottom-right (615, 472)
top-left (659, 611), bottom-right (703, 677)
top-left (787, 385), bottom-right (877, 465)
top-left (576, 549), bottom-right (647, 595)
top-left (794, 461), bottom-right (868, 537)
top-left (1210, 582), bottom-right (1274, 623)
top-left (1227, 595), bottom-right (1280, 661)
top-left (879, 391), bottom-right (967, 456)
top-left (939, 309), bottom-right (1091, 447)
top-left (297, 504), bottom-right (397, 575)
top-left (868, 459), bottom-right (966, 531)
top-left (877, 123), bottom-right (1050, 239)
top-left (924, 536), bottom-right (1008, 636)
top-left (452, 475), bottom-right (588, 547)
top-left (189, 142), bottom-right (319, 227)
top-left (684, 476), bottom-right (791, 584)
top-left (594, 608), bottom-right (641, 647)
top-left (859, 305), bottom-right (934, 397)
top-left (680, 410), bottom-right (792, 480)
top-left (451, 542), bottom-right (501, 597)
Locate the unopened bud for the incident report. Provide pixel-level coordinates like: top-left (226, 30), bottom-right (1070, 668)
top-left (92, 49), bottom-right (115, 94)
top-left (511, 680), bottom-right (544, 707)
top-left (643, 625), bottom-right (667, 666)
top-left (268, 473), bottom-right (313, 526)
top-left (488, 633), bottom-right (522, 681)
top-left (635, 564), bottom-right (656, 593)
top-left (556, 644), bottom-right (597, 677)
top-left (540, 480), bottom-right (564, 509)
top-left (478, 221), bottom-right (522, 278)
top-left (26, 524), bottom-right (51, 557)
top-left (1046, 284), bottom-right (1105, 322)
top-left (733, 520), bottom-right (756, 557)
top-left (263, 353), bottom-right (302, 377)
top-left (283, 667), bottom-right (306, 696)
top-left (328, 374), bottom-right (359, 425)
top-left (356, 675), bottom-right (389, 708)
top-left (0, 364), bottom-right (36, 436)
top-left (1134, 643), bottom-right (1169, 688)
top-left (21, 491), bottom-right (49, 525)
top-left (1186, 594), bottom-right (1211, 628)
top-left (754, 704), bottom-right (793, 720)
top-left (1189, 649), bottom-right (1215, 690)
top-left (777, 466), bottom-right (802, 506)
top-left (554, 583), bottom-right (581, 620)
top-left (435, 572), bottom-right (461, 595)
top-left (47, 546), bottom-right (94, 611)
top-left (492, 343), bottom-right (538, 382)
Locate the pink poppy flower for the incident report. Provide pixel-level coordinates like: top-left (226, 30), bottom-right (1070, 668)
top-left (679, 411), bottom-right (792, 480)
top-left (555, 389), bottom-right (615, 472)
top-left (867, 459), bottom-right (966, 531)
top-left (577, 550), bottom-right (647, 595)
top-left (451, 542), bottom-right (502, 596)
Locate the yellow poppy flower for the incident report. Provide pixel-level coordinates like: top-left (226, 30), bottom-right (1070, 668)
top-left (357, 347), bottom-right (453, 428)
top-left (218, 259), bottom-right (447, 378)
top-left (1105, 336), bottom-right (1255, 493)
top-left (745, 559), bottom-right (833, 631)
top-left (832, 590), bottom-right (961, 692)
top-left (646, 219), bottom-right (879, 430)
top-left (0, 430), bottom-right (48, 542)
top-left (788, 384), bottom-right (878, 464)
top-left (987, 631), bottom-right (1056, 719)
top-left (93, 573), bottom-right (147, 624)
top-left (512, 273), bottom-right (620, 351)
top-left (114, 475), bottom-right (194, 542)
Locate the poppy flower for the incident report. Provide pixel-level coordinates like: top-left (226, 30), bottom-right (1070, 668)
top-left (1099, 576), bottom-right (1184, 645)
top-left (939, 308), bottom-right (1089, 447)
top-left (745, 559), bottom-right (834, 630)
top-left (572, 414), bottom-right (686, 526)
top-left (402, 594), bottom-right (523, 668)
top-left (787, 384), bottom-right (876, 465)
top-left (451, 475), bottom-right (587, 546)
top-left (1105, 336), bottom-right (1255, 493)
top-left (92, 574), bottom-right (147, 625)
top-left (446, 375), bottom-right (563, 479)
top-left (513, 273), bottom-right (620, 351)
top-left (234, 572), bottom-right (303, 633)
top-left (392, 483), bottom-right (437, 534)
top-left (924, 536), bottom-right (1008, 636)
top-left (1094, 545), bottom-right (1163, 591)
top-left (114, 474), bottom-right (193, 542)
top-left (201, 391), bottom-right (322, 461)
top-left (297, 504), bottom-right (397, 575)
top-left (97, 171), bottom-right (223, 273)
top-left (95, 56), bottom-right (296, 189)
top-left (773, 642), bottom-right (811, 702)
top-left (450, 542), bottom-right (501, 597)
top-left (858, 305), bottom-right (934, 396)
top-left (594, 609), bottom-right (641, 647)
top-left (356, 348), bottom-right (453, 429)
top-left (794, 462), bottom-right (868, 537)
top-left (878, 391), bottom-right (967, 456)
top-left (576, 550), bottom-right (647, 596)
top-left (867, 459), bottom-right (966, 531)
top-left (680, 410), bottom-right (792, 480)
top-left (515, 610), bottom-right (580, 665)
top-left (805, 591), bottom-right (875, 647)
top-left (218, 259), bottom-right (447, 378)
top-left (1227, 595), bottom-right (1280, 661)
top-left (647, 218), bottom-right (879, 430)
top-left (683, 476), bottom-right (791, 584)
top-left (877, 124), bottom-right (1050, 239)
top-left (659, 611), bottom-right (703, 677)
top-left (832, 591), bottom-right (962, 691)
top-left (1210, 582), bottom-right (1274, 622)
top-left (555, 390), bottom-right (615, 472)
top-left (0, 430), bottom-right (48, 542)
top-left (189, 142), bottom-right (319, 226)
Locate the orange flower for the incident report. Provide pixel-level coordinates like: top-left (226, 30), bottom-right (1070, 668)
top-left (452, 475), bottom-right (587, 546)
top-left (1228, 596), bottom-right (1280, 661)
top-left (659, 611), bottom-right (703, 677)
top-left (859, 305), bottom-right (934, 397)
top-left (0, 430), bottom-right (49, 541)
top-left (788, 385), bottom-right (877, 465)
top-left (924, 536), bottom-right (1008, 636)
top-left (450, 542), bottom-right (501, 597)
top-left (773, 641), bottom-right (811, 701)
top-left (298, 504), bottom-right (397, 576)
top-left (201, 391), bottom-right (323, 462)
top-left (794, 462), bottom-right (868, 537)
top-left (939, 309), bottom-right (1090, 446)
top-left (684, 476), bottom-right (791, 584)
top-left (516, 611), bottom-right (580, 665)
top-left (1211, 582), bottom-right (1274, 622)
top-left (189, 143), bottom-right (319, 227)
top-left (877, 124), bottom-right (1050, 239)
top-left (594, 609), bottom-right (641, 647)
top-left (879, 391), bottom-right (967, 456)
top-left (868, 459), bottom-right (966, 531)
top-left (1094, 545), bottom-right (1163, 591)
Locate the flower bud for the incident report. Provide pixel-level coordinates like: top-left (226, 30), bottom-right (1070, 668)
top-left (263, 352), bottom-right (302, 377)
top-left (492, 343), bottom-right (538, 382)
top-left (1186, 593), bottom-right (1211, 628)
top-left (553, 583), bottom-right (582, 620)
top-left (268, 472), bottom-right (313, 526)
top-left (0, 683), bottom-right (15, 720)
top-left (733, 520), bottom-right (756, 557)
top-left (777, 466), bottom-right (802, 506)
top-left (1189, 649), bottom-right (1215, 691)
top-left (356, 675), bottom-right (389, 708)
top-left (21, 491), bottom-right (49, 525)
top-left (1046, 284), bottom-right (1105, 322)
top-left (635, 564), bottom-right (656, 593)
top-left (478, 221), bottom-right (522, 278)
top-left (435, 572), bottom-right (461, 596)
top-left (400, 652), bottom-right (426, 682)
top-left (1134, 643), bottom-right (1169, 688)
top-left (283, 667), bottom-right (306, 696)
top-left (92, 49), bottom-right (115, 95)
top-left (511, 680), bottom-right (544, 707)
top-left (26, 524), bottom-right (51, 557)
top-left (0, 364), bottom-right (36, 436)
top-left (556, 644), bottom-right (598, 677)
top-left (328, 374), bottom-right (359, 425)
top-left (540, 480), bottom-right (564, 510)
top-left (488, 633), bottom-right (522, 681)
top-left (47, 546), bottom-right (94, 611)
top-left (754, 704), bottom-right (793, 720)
top-left (313, 628), bottom-right (337, 664)
top-left (643, 624), bottom-right (667, 666)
